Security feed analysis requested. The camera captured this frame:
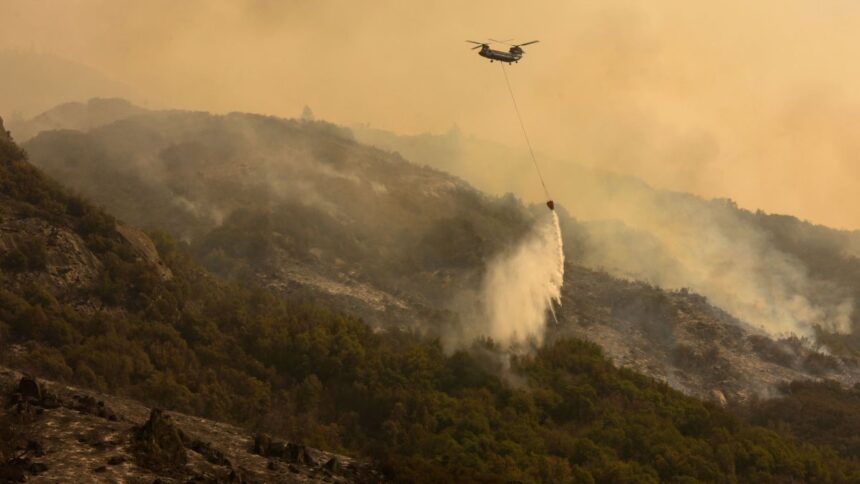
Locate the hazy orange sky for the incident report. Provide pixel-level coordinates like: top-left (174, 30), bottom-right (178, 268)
top-left (2, 0), bottom-right (860, 229)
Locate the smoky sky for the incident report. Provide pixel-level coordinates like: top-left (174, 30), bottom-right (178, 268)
top-left (3, 0), bottom-right (860, 229)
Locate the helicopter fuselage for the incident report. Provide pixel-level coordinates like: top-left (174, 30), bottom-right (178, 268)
top-left (478, 46), bottom-right (523, 63)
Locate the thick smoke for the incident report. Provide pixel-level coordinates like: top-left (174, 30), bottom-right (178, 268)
top-left (575, 193), bottom-right (856, 336)
top-left (454, 211), bottom-right (564, 351)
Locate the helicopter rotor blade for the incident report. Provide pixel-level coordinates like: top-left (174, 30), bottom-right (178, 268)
top-left (516, 40), bottom-right (540, 47)
top-left (471, 44), bottom-right (483, 50)
top-left (465, 40), bottom-right (485, 44)
top-left (489, 38), bottom-right (514, 45)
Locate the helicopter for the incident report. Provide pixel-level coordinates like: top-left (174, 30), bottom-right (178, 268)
top-left (466, 39), bottom-right (539, 64)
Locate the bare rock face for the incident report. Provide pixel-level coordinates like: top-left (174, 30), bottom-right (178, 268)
top-left (0, 212), bottom-right (103, 296)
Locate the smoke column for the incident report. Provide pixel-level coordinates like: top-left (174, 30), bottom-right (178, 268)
top-left (480, 211), bottom-right (565, 349)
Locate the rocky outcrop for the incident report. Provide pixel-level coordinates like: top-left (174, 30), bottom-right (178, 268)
top-left (16, 376), bottom-right (41, 401)
top-left (133, 408), bottom-right (188, 470)
top-left (7, 375), bottom-right (61, 414)
top-left (70, 394), bottom-right (118, 421)
top-left (0, 209), bottom-right (103, 297)
top-left (116, 223), bottom-right (173, 280)
top-left (254, 434), bottom-right (315, 466)
top-left (253, 433), bottom-right (378, 482)
top-left (0, 368), bottom-right (381, 483)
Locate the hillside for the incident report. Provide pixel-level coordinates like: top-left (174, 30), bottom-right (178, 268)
top-left (24, 110), bottom-right (531, 330)
top-left (557, 266), bottom-right (860, 403)
top-left (19, 104), bottom-right (860, 405)
top-left (7, 113), bottom-right (860, 481)
top-left (353, 125), bottom-right (860, 342)
top-left (0, 369), bottom-right (375, 483)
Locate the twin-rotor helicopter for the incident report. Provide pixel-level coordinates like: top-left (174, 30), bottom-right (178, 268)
top-left (466, 37), bottom-right (553, 209)
top-left (466, 39), bottom-right (539, 64)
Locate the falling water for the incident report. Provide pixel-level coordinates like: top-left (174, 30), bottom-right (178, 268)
top-left (479, 210), bottom-right (565, 350)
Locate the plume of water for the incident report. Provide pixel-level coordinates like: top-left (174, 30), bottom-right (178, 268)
top-left (479, 211), bottom-right (565, 350)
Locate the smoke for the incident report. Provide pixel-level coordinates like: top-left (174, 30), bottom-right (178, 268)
top-left (451, 211), bottom-right (564, 351)
top-left (171, 196), bottom-right (225, 226)
top-left (571, 186), bottom-right (857, 337)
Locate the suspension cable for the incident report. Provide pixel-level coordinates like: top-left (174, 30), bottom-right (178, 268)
top-left (500, 63), bottom-right (550, 201)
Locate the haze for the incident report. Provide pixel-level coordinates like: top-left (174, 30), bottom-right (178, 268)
top-left (2, 0), bottom-right (860, 229)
